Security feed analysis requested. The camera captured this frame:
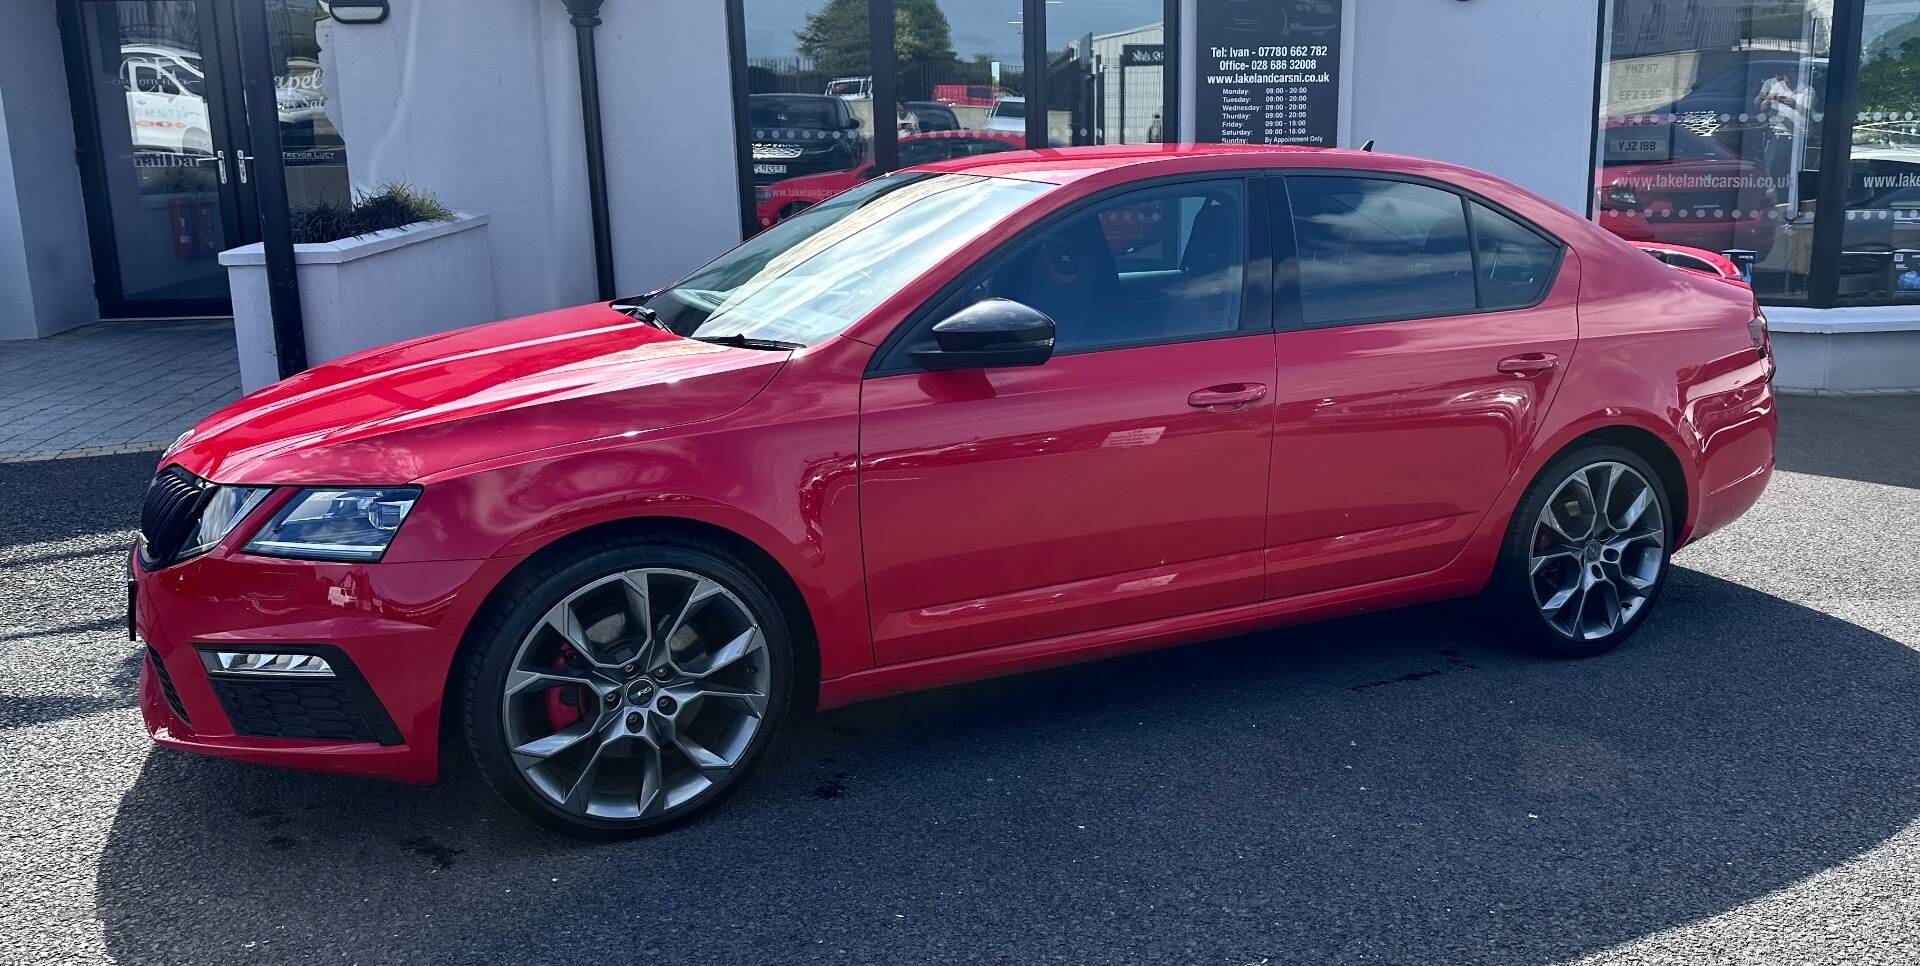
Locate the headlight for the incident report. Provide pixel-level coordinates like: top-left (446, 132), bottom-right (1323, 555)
top-left (1605, 184), bottom-right (1641, 210)
top-left (180, 486), bottom-right (273, 558)
top-left (245, 487), bottom-right (420, 562)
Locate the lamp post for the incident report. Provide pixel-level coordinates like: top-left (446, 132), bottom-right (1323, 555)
top-left (563, 0), bottom-right (617, 300)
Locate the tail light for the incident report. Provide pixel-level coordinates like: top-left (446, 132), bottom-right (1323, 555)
top-left (1748, 310), bottom-right (1773, 374)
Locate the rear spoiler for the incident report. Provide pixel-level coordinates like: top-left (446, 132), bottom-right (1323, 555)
top-left (1632, 242), bottom-right (1747, 284)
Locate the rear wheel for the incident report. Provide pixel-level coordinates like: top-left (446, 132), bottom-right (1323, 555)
top-left (1489, 445), bottom-right (1672, 657)
top-left (463, 537), bottom-right (791, 838)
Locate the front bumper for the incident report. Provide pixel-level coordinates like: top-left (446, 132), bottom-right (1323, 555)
top-left (133, 546), bottom-right (521, 784)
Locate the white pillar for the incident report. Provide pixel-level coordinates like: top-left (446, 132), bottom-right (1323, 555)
top-left (0, 1), bottom-right (99, 340)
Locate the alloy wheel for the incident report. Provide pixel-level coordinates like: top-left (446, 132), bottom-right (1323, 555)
top-left (499, 568), bottom-right (771, 821)
top-left (1528, 461), bottom-right (1666, 641)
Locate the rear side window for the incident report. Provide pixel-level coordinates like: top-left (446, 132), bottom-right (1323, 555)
top-left (1472, 202), bottom-right (1560, 310)
top-left (1286, 177), bottom-right (1477, 326)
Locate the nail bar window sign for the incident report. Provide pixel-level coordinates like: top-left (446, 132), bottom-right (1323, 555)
top-left (1195, 0), bottom-right (1342, 146)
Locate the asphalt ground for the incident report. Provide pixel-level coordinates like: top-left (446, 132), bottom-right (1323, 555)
top-left (2, 394), bottom-right (1917, 965)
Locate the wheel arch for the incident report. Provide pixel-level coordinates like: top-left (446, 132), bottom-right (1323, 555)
top-left (1539, 423), bottom-right (1691, 542)
top-left (438, 515), bottom-right (823, 761)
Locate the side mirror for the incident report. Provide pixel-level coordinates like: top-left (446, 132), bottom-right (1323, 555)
top-left (845, 116), bottom-right (862, 130)
top-left (911, 299), bottom-right (1055, 371)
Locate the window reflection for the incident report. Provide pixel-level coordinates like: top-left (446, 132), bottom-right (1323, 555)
top-left (273, 1), bottom-right (349, 209)
top-left (650, 174), bottom-right (1047, 345)
top-left (1046, 0), bottom-right (1168, 146)
top-left (742, 0), bottom-right (876, 232)
top-left (1841, 0), bottom-right (1920, 300)
top-left (1595, 1), bottom-right (1832, 299)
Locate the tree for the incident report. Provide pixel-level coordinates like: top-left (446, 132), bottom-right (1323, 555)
top-left (1857, 35), bottom-right (1920, 119)
top-left (796, 0), bottom-right (957, 79)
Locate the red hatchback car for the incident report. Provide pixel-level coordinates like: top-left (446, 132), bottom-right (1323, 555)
top-left (131, 145), bottom-right (1777, 837)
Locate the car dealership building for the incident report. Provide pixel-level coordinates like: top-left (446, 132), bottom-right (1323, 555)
top-left (1, 0), bottom-right (1914, 391)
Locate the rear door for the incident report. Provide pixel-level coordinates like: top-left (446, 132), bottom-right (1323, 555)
top-left (1262, 173), bottom-right (1580, 598)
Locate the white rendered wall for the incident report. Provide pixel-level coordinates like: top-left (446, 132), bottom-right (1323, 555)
top-left (0, 0), bottom-right (99, 339)
top-left (1347, 0), bottom-right (1599, 214)
top-left (324, 0), bottom-right (742, 323)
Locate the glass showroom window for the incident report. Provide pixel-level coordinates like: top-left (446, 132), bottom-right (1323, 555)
top-left (1840, 0), bottom-right (1920, 301)
top-left (1594, 0), bottom-right (1833, 301)
top-left (897, 1), bottom-right (1027, 148)
top-left (1045, 0), bottom-right (1170, 147)
top-left (741, 0), bottom-right (875, 232)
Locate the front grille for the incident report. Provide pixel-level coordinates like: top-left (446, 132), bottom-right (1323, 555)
top-left (209, 677), bottom-right (380, 743)
top-left (139, 467), bottom-right (211, 567)
top-left (147, 647), bottom-right (191, 726)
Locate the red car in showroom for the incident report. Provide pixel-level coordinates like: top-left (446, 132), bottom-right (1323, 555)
top-left (754, 130), bottom-right (1024, 228)
top-left (131, 145), bottom-right (1776, 837)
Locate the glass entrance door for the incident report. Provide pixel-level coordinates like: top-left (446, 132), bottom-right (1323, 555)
top-left (63, 0), bottom-right (352, 318)
top-left (67, 0), bottom-right (249, 316)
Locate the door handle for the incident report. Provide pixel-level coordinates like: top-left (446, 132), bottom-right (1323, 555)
top-left (214, 150), bottom-right (229, 185)
top-left (1187, 383), bottom-right (1268, 410)
top-left (235, 150), bottom-right (252, 184)
top-left (1497, 352), bottom-right (1559, 375)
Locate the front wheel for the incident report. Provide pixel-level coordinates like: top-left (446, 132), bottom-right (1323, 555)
top-left (1488, 445), bottom-right (1673, 658)
top-left (463, 537), bottom-right (792, 838)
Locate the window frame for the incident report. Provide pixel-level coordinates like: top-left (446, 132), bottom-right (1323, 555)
top-left (1272, 170), bottom-right (1568, 334)
top-left (866, 172), bottom-right (1275, 377)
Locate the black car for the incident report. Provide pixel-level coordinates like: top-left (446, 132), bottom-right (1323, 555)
top-left (906, 101), bottom-right (960, 133)
top-left (749, 93), bottom-right (865, 185)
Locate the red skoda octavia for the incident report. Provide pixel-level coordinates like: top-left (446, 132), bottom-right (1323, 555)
top-left (131, 145), bottom-right (1776, 837)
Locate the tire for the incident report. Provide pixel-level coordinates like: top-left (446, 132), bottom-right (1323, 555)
top-left (462, 534), bottom-right (793, 839)
top-left (1487, 444), bottom-right (1674, 658)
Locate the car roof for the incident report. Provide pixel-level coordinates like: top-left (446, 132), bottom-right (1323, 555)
top-left (917, 143), bottom-right (1350, 184)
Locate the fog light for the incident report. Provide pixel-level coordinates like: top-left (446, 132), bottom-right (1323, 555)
top-left (199, 651), bottom-right (336, 677)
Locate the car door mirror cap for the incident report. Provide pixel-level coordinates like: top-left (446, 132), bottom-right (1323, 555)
top-left (911, 299), bottom-right (1056, 371)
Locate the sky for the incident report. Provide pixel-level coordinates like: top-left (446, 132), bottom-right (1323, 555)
top-left (743, 0), bottom-right (1168, 63)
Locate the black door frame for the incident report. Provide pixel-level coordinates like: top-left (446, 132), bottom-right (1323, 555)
top-left (57, 0), bottom-right (257, 319)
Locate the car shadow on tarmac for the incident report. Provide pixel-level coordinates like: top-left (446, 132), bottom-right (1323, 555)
top-left (92, 566), bottom-right (1920, 965)
top-left (1775, 393), bottom-right (1920, 490)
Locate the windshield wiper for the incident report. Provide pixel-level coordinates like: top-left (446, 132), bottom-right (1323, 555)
top-left (691, 333), bottom-right (804, 351)
top-left (610, 298), bottom-right (670, 331)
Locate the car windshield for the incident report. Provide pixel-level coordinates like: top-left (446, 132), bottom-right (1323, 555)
top-left (644, 173), bottom-right (1049, 347)
top-left (993, 101), bottom-right (1025, 118)
top-left (750, 96), bottom-right (842, 130)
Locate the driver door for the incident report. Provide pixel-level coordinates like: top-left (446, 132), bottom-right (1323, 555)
top-left (858, 178), bottom-right (1277, 665)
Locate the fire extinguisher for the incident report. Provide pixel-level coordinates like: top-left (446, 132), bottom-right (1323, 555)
top-left (170, 200), bottom-right (194, 257)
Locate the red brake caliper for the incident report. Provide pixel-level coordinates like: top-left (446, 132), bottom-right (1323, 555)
top-left (544, 645), bottom-right (585, 730)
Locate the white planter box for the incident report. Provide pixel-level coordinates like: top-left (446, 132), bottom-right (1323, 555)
top-left (220, 213), bottom-right (497, 392)
top-left (1766, 306), bottom-right (1920, 393)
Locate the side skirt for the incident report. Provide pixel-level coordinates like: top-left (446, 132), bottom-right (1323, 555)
top-left (816, 567), bottom-right (1486, 710)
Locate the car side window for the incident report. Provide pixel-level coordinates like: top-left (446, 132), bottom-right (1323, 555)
top-left (941, 180), bottom-right (1247, 354)
top-left (898, 139), bottom-right (953, 167)
top-left (963, 139), bottom-right (1016, 157)
top-left (1472, 202), bottom-right (1560, 310)
top-left (1286, 176), bottom-right (1477, 326)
